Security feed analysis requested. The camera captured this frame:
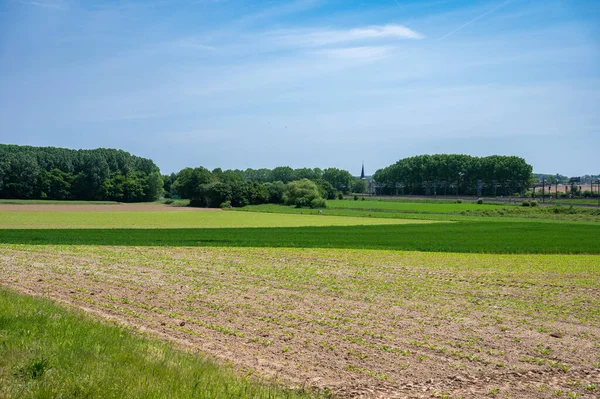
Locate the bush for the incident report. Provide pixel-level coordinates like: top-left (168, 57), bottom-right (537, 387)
top-left (455, 199), bottom-right (463, 204)
top-left (477, 198), bottom-right (483, 204)
top-left (361, 197), bottom-right (365, 201)
top-left (309, 198), bottom-right (327, 209)
top-left (294, 198), bottom-right (309, 208)
top-left (521, 200), bottom-right (530, 207)
top-left (354, 195), bottom-right (359, 201)
top-left (337, 192), bottom-right (343, 200)
top-left (164, 198), bottom-right (174, 205)
top-left (285, 179), bottom-right (321, 206)
top-left (530, 200), bottom-right (538, 207)
top-left (220, 201), bottom-right (232, 209)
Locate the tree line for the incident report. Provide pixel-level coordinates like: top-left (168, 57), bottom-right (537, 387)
top-left (164, 166), bottom-right (358, 208)
top-left (373, 154), bottom-right (534, 196)
top-left (0, 145), bottom-right (163, 202)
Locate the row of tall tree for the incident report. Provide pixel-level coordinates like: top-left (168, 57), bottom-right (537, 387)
top-left (0, 145), bottom-right (163, 202)
top-left (373, 154), bottom-right (533, 196)
top-left (165, 166), bottom-right (355, 207)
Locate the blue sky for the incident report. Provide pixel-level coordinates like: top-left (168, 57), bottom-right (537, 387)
top-left (0, 0), bottom-right (598, 176)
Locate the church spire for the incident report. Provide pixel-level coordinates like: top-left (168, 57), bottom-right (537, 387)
top-left (360, 162), bottom-right (365, 179)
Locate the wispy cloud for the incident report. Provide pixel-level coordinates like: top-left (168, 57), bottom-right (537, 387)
top-left (392, 0), bottom-right (406, 13)
top-left (17, 0), bottom-right (63, 9)
top-left (439, 0), bottom-right (511, 40)
top-left (269, 24), bottom-right (424, 48)
top-left (315, 46), bottom-right (394, 60)
top-left (174, 39), bottom-right (216, 51)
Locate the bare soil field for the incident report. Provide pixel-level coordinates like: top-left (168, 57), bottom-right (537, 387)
top-left (0, 204), bottom-right (214, 212)
top-left (1, 245), bottom-right (599, 399)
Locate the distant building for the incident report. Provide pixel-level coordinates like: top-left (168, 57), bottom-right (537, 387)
top-left (354, 163), bottom-right (376, 194)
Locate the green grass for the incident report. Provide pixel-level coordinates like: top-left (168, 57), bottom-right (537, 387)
top-left (330, 199), bottom-right (507, 213)
top-left (0, 287), bottom-right (322, 399)
top-left (241, 203), bottom-right (600, 223)
top-left (0, 210), bottom-right (435, 229)
top-left (0, 199), bottom-right (120, 205)
top-left (0, 221), bottom-right (598, 253)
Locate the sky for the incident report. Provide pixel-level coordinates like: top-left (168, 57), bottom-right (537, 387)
top-left (0, 0), bottom-right (599, 176)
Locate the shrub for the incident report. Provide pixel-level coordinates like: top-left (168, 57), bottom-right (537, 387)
top-left (285, 179), bottom-right (321, 206)
top-left (337, 192), bottom-right (344, 200)
top-left (477, 198), bottom-right (483, 204)
top-left (294, 198), bottom-right (308, 208)
top-left (455, 199), bottom-right (463, 204)
top-left (530, 200), bottom-right (538, 207)
top-left (309, 198), bottom-right (327, 209)
top-left (354, 195), bottom-right (359, 201)
top-left (164, 198), bottom-right (174, 205)
top-left (521, 200), bottom-right (530, 207)
top-left (220, 201), bottom-right (232, 209)
top-left (361, 197), bottom-right (365, 201)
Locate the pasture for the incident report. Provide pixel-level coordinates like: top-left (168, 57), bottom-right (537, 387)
top-left (329, 199), bottom-right (507, 213)
top-left (0, 201), bottom-right (599, 399)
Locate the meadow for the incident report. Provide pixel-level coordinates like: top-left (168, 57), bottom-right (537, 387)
top-left (328, 199), bottom-right (508, 212)
top-left (0, 201), bottom-right (599, 398)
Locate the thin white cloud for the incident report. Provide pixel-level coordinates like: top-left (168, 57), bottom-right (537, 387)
top-left (315, 46), bottom-right (394, 60)
top-left (17, 0), bottom-right (62, 9)
top-left (175, 39), bottom-right (216, 51)
top-left (270, 24), bottom-right (424, 48)
top-left (439, 0), bottom-right (511, 40)
top-left (392, 0), bottom-right (406, 13)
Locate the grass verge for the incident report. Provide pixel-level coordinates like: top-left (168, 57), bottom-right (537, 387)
top-left (0, 287), bottom-right (321, 399)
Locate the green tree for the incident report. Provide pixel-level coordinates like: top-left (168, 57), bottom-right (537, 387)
top-left (351, 179), bottom-right (368, 194)
top-left (284, 179), bottom-right (322, 207)
top-left (172, 167), bottom-right (213, 199)
top-left (322, 168), bottom-right (353, 194)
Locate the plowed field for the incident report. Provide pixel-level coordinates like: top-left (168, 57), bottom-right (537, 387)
top-left (2, 245), bottom-right (598, 398)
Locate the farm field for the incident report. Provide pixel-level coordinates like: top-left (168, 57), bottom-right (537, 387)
top-left (1, 201), bottom-right (599, 399)
top-left (1, 245), bottom-right (599, 398)
top-left (0, 205), bottom-right (434, 229)
top-left (0, 222), bottom-right (599, 253)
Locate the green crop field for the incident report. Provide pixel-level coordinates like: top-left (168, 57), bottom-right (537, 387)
top-left (0, 210), bottom-right (436, 229)
top-left (0, 221), bottom-right (598, 253)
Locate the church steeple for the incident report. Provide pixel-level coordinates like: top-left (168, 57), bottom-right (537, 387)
top-left (360, 162), bottom-right (365, 179)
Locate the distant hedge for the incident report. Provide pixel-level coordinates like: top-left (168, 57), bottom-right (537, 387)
top-left (0, 145), bottom-right (163, 202)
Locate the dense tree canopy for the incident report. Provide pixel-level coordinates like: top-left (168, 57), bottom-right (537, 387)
top-left (373, 154), bottom-right (533, 196)
top-left (0, 145), bottom-right (163, 202)
top-left (165, 166), bottom-right (354, 195)
top-left (168, 165), bottom-right (353, 208)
